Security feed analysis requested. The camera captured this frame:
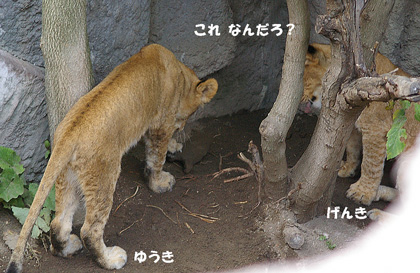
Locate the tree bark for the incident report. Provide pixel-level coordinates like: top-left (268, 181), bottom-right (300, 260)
top-left (289, 0), bottom-right (396, 222)
top-left (259, 0), bottom-right (310, 198)
top-left (41, 0), bottom-right (94, 141)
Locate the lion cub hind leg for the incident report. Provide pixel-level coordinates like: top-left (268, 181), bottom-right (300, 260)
top-left (338, 128), bottom-right (362, 178)
top-left (79, 158), bottom-right (127, 270)
top-left (145, 129), bottom-right (176, 193)
top-left (50, 168), bottom-right (83, 257)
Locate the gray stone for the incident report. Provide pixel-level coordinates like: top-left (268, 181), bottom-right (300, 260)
top-left (0, 49), bottom-right (49, 182)
top-left (195, 0), bottom-right (288, 118)
top-left (309, 0), bottom-right (420, 77)
top-left (149, 0), bottom-right (236, 78)
top-left (381, 0), bottom-right (420, 76)
top-left (87, 0), bottom-right (151, 83)
top-left (0, 0), bottom-right (43, 66)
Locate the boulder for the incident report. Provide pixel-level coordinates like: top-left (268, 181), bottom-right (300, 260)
top-left (0, 50), bottom-right (49, 182)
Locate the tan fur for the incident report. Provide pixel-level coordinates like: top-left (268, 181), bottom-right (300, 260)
top-left (302, 43), bottom-right (420, 206)
top-left (6, 44), bottom-right (218, 273)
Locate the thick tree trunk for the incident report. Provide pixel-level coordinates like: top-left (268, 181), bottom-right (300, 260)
top-left (259, 0), bottom-right (310, 198)
top-left (41, 0), bottom-right (94, 141)
top-left (290, 0), bottom-right (395, 222)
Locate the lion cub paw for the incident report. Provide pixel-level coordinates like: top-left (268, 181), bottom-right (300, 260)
top-left (338, 160), bottom-right (358, 178)
top-left (346, 180), bottom-right (376, 205)
top-left (51, 234), bottom-right (83, 257)
top-left (149, 171), bottom-right (176, 193)
top-left (100, 246), bottom-right (127, 270)
top-left (167, 138), bottom-right (183, 153)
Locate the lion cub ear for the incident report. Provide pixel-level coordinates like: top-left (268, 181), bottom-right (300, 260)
top-left (305, 45), bottom-right (319, 65)
top-left (196, 78), bottom-right (218, 103)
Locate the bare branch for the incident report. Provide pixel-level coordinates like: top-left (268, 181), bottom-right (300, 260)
top-left (341, 75), bottom-right (420, 107)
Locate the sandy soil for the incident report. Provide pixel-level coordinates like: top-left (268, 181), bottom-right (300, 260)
top-left (0, 110), bottom-right (393, 273)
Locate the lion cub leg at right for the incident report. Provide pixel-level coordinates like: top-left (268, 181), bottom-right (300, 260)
top-left (80, 157), bottom-right (126, 269)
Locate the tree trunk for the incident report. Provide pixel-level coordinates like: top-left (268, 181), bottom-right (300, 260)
top-left (259, 0), bottom-right (310, 198)
top-left (290, 0), bottom-right (395, 222)
top-left (41, 0), bottom-right (94, 141)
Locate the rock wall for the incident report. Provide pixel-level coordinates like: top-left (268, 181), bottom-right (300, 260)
top-left (308, 0), bottom-right (420, 76)
top-left (0, 50), bottom-right (49, 182)
top-left (1, 0), bottom-right (420, 181)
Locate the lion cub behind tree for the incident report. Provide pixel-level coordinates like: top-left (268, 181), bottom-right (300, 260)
top-left (301, 43), bottom-right (420, 206)
top-left (6, 44), bottom-right (218, 273)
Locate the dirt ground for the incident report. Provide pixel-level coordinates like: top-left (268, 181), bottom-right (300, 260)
top-left (0, 110), bottom-right (393, 273)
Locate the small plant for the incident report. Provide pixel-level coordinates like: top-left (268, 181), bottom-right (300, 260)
top-left (0, 146), bottom-right (55, 238)
top-left (44, 140), bottom-right (51, 159)
top-left (319, 234), bottom-right (336, 250)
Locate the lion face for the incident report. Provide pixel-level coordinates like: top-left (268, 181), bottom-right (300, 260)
top-left (299, 44), bottom-right (331, 115)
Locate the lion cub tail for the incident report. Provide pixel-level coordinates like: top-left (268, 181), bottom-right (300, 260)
top-left (6, 144), bottom-right (74, 273)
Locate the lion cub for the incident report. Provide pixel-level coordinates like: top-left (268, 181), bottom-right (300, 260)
top-left (6, 44), bottom-right (218, 272)
top-left (301, 43), bottom-right (420, 206)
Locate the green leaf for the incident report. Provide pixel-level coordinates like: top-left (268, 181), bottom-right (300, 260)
top-left (44, 185), bottom-right (55, 211)
top-left (45, 150), bottom-right (50, 159)
top-left (0, 168), bottom-right (25, 202)
top-left (44, 140), bottom-right (51, 149)
top-left (22, 183), bottom-right (39, 206)
top-left (31, 225), bottom-right (42, 239)
top-left (386, 112), bottom-right (408, 160)
top-left (1, 197), bottom-right (25, 209)
top-left (0, 146), bottom-right (25, 175)
top-left (11, 206), bottom-right (50, 239)
top-left (415, 103), bottom-right (420, 122)
top-left (400, 100), bottom-right (411, 110)
top-left (40, 207), bottom-right (53, 224)
top-left (36, 214), bottom-right (50, 233)
top-left (12, 206), bottom-right (30, 226)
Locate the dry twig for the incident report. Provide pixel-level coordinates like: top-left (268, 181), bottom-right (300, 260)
top-left (224, 172), bottom-right (253, 183)
top-left (175, 200), bottom-right (218, 223)
top-left (146, 205), bottom-right (177, 224)
top-left (113, 186), bottom-right (140, 215)
top-left (118, 209), bottom-right (146, 235)
top-left (185, 222), bottom-right (195, 234)
top-left (212, 167), bottom-right (250, 179)
top-left (274, 183), bottom-right (302, 204)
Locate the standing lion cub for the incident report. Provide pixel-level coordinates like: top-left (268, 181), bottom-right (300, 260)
top-left (6, 44), bottom-right (218, 272)
top-left (301, 43), bottom-right (420, 206)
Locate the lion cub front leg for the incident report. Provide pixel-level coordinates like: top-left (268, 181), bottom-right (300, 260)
top-left (167, 138), bottom-right (183, 153)
top-left (145, 129), bottom-right (176, 193)
top-left (346, 130), bottom-right (387, 205)
top-left (338, 128), bottom-right (362, 178)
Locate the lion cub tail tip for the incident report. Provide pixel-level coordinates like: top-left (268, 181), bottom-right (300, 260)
top-left (6, 261), bottom-right (21, 273)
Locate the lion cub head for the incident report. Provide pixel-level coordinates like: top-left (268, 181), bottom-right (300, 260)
top-left (300, 43), bottom-right (332, 114)
top-left (176, 76), bottom-right (218, 130)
